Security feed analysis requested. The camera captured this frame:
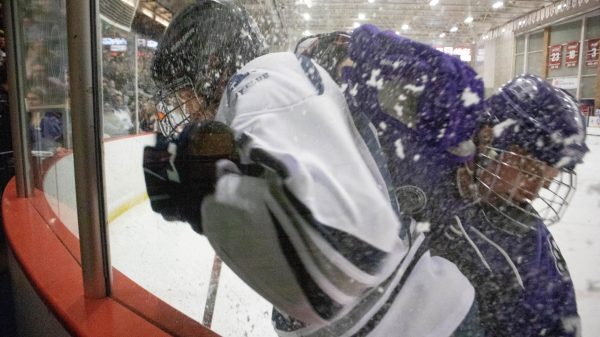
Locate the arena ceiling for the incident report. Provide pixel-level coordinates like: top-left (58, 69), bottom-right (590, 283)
top-left (140, 0), bottom-right (555, 46)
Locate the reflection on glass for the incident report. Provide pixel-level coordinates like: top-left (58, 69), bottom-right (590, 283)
top-left (18, 0), bottom-right (80, 252)
top-left (21, 0), bottom-right (593, 336)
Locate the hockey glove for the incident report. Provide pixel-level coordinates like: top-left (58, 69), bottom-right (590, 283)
top-left (143, 121), bottom-right (236, 234)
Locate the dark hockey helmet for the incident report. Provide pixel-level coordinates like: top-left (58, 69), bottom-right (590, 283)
top-left (151, 0), bottom-right (268, 139)
top-left (474, 74), bottom-right (589, 226)
top-left (294, 31), bottom-right (351, 83)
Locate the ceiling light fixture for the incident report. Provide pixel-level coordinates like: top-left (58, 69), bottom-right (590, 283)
top-left (368, 0), bottom-right (375, 3)
top-left (464, 16), bottom-right (473, 24)
top-left (303, 30), bottom-right (311, 36)
top-left (429, 0), bottom-right (439, 6)
top-left (492, 1), bottom-right (503, 9)
top-left (450, 26), bottom-right (458, 32)
top-left (401, 24), bottom-right (409, 30)
top-left (353, 22), bottom-right (360, 29)
top-left (439, 32), bottom-right (446, 38)
top-left (302, 13), bottom-right (311, 21)
top-left (358, 13), bottom-right (366, 20)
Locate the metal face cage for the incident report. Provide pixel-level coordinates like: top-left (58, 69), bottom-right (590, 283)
top-left (474, 146), bottom-right (577, 227)
top-left (154, 77), bottom-right (206, 140)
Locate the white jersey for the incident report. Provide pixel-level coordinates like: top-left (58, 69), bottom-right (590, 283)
top-left (202, 52), bottom-right (474, 337)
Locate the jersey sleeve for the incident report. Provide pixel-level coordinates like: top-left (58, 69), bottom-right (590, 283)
top-left (202, 52), bottom-right (408, 326)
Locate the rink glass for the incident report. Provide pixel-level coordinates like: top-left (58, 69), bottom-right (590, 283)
top-left (7, 1), bottom-right (600, 336)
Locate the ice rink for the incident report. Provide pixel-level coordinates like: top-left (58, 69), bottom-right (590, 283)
top-left (107, 132), bottom-right (600, 337)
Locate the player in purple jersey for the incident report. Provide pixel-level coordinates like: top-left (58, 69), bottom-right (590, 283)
top-left (434, 74), bottom-right (588, 337)
top-left (337, 25), bottom-right (588, 336)
top-left (339, 24), bottom-right (485, 231)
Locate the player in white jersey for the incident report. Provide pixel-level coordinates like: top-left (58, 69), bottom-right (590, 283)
top-left (143, 1), bottom-right (480, 336)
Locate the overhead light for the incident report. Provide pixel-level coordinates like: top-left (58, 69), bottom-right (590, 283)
top-left (155, 16), bottom-right (169, 27)
top-left (358, 13), bottom-right (366, 20)
top-left (303, 30), bottom-right (311, 36)
top-left (439, 32), bottom-right (446, 38)
top-left (492, 1), bottom-right (503, 9)
top-left (304, 0), bottom-right (313, 8)
top-left (401, 24), bottom-right (409, 30)
top-left (429, 0), bottom-right (439, 6)
top-left (141, 8), bottom-right (153, 17)
top-left (302, 12), bottom-right (311, 21)
top-left (450, 26), bottom-right (458, 33)
top-left (396, 31), bottom-right (400, 35)
top-left (368, 0), bottom-right (375, 3)
top-left (464, 16), bottom-right (473, 24)
top-left (353, 22), bottom-right (360, 29)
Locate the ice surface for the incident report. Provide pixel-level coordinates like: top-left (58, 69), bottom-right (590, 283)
top-left (549, 133), bottom-right (600, 336)
top-left (108, 130), bottom-right (600, 337)
top-left (110, 201), bottom-right (276, 337)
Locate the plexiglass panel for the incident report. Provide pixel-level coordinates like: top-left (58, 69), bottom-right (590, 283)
top-left (102, 2), bottom-right (277, 335)
top-left (514, 53), bottom-right (524, 76)
top-left (581, 75), bottom-right (597, 98)
top-left (548, 20), bottom-right (582, 78)
top-left (515, 35), bottom-right (526, 54)
top-left (528, 31), bottom-right (545, 51)
top-left (583, 15), bottom-right (600, 76)
top-left (19, 0), bottom-right (80, 252)
top-left (1, 1), bottom-right (580, 336)
top-left (526, 50), bottom-right (544, 76)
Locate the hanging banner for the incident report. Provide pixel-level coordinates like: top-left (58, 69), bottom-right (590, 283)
top-left (565, 41), bottom-right (579, 68)
top-left (586, 38), bottom-right (600, 67)
top-left (551, 76), bottom-right (578, 90)
top-left (548, 44), bottom-right (562, 69)
top-left (579, 99), bottom-right (594, 117)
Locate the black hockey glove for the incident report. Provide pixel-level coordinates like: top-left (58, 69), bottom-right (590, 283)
top-left (143, 121), bottom-right (236, 234)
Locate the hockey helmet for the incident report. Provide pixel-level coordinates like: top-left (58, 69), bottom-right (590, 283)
top-left (474, 74), bottom-right (589, 226)
top-left (295, 31), bottom-right (351, 83)
top-left (151, 0), bottom-right (268, 139)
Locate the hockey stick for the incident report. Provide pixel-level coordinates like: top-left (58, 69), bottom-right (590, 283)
top-left (202, 254), bottom-right (223, 328)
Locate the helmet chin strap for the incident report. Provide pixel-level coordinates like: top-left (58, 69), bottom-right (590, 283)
top-left (456, 163), bottom-right (477, 200)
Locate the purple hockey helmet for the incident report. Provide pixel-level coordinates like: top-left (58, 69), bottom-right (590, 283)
top-left (474, 74), bottom-right (589, 226)
top-left (488, 74), bottom-right (588, 169)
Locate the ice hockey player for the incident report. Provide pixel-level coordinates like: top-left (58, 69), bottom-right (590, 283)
top-left (338, 25), bottom-right (587, 336)
top-left (144, 1), bottom-right (483, 336)
top-left (340, 24), bottom-right (485, 229)
top-left (433, 75), bottom-right (587, 337)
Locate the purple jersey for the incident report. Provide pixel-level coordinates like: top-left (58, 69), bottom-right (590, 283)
top-left (341, 24), bottom-right (580, 337)
top-left (30, 111), bottom-right (63, 151)
top-left (342, 24), bottom-right (485, 226)
top-left (431, 204), bottom-right (580, 337)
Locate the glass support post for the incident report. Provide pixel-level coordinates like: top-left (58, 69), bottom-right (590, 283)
top-left (66, 0), bottom-right (112, 298)
top-left (5, 0), bottom-right (33, 197)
